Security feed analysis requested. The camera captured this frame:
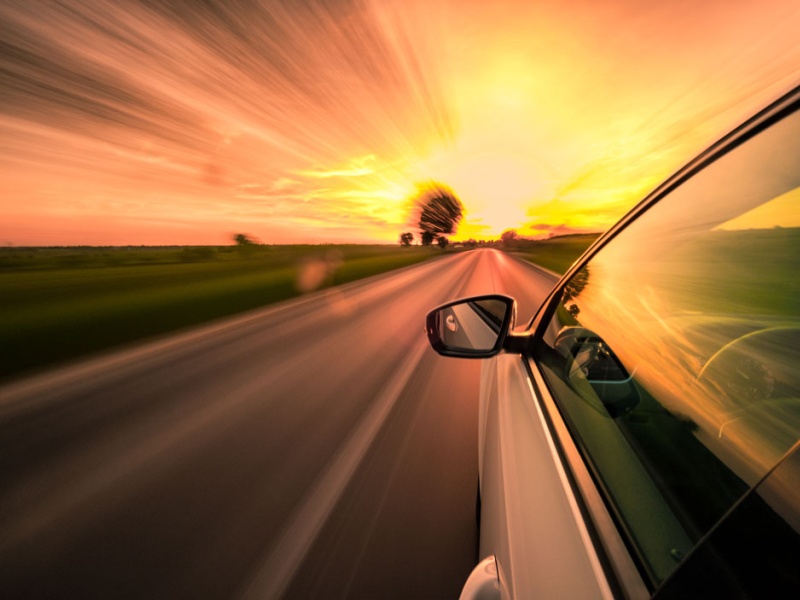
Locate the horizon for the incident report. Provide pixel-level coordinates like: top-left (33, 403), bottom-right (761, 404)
top-left (0, 230), bottom-right (605, 250)
top-left (2, 0), bottom-right (800, 246)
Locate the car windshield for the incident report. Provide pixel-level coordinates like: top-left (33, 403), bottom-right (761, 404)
top-left (538, 101), bottom-right (800, 587)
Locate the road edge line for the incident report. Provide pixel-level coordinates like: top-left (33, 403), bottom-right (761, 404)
top-left (238, 340), bottom-right (429, 599)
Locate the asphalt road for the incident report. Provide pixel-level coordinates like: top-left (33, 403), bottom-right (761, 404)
top-left (0, 248), bottom-right (558, 600)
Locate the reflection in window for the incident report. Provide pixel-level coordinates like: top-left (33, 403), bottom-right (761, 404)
top-left (715, 187), bottom-right (800, 231)
top-left (539, 106), bottom-right (800, 587)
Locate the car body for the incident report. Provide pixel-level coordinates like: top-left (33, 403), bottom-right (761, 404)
top-left (427, 85), bottom-right (800, 598)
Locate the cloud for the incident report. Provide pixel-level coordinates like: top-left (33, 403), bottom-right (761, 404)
top-left (297, 155), bottom-right (379, 179)
top-left (525, 223), bottom-right (604, 238)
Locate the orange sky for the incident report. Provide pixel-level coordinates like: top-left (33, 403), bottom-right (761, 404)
top-left (1, 0), bottom-right (799, 246)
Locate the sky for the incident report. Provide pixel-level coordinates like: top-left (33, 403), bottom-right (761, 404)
top-left (1, 0), bottom-right (799, 246)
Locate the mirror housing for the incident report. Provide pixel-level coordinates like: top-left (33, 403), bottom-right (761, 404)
top-left (426, 294), bottom-right (517, 358)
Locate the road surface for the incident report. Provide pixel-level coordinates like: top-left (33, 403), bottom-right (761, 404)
top-left (0, 249), bottom-right (558, 599)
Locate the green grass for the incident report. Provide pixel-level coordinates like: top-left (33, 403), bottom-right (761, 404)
top-left (510, 234), bottom-right (601, 274)
top-left (0, 244), bottom-right (440, 382)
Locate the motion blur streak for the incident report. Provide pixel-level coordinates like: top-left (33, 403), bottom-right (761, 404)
top-left (0, 249), bottom-right (557, 599)
top-left (0, 0), bottom-right (450, 245)
top-left (3, 1), bottom-right (800, 245)
top-left (240, 341), bottom-right (428, 599)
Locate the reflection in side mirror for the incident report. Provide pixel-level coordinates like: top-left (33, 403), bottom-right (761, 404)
top-left (426, 295), bottom-right (516, 358)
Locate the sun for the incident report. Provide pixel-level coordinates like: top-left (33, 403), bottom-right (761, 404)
top-left (412, 148), bottom-right (552, 239)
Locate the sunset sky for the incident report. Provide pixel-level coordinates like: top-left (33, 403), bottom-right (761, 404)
top-left (2, 0), bottom-right (799, 246)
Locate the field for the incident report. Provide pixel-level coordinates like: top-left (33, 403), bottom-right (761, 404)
top-left (0, 238), bottom-right (600, 382)
top-left (0, 245), bottom-right (439, 382)
top-left (511, 233), bottom-right (601, 274)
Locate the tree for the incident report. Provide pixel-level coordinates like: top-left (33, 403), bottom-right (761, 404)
top-left (233, 233), bottom-right (257, 257)
top-left (500, 229), bottom-right (519, 247)
top-left (436, 235), bottom-right (449, 249)
top-left (399, 232), bottom-right (414, 246)
top-left (414, 182), bottom-right (464, 244)
top-left (233, 233), bottom-right (254, 246)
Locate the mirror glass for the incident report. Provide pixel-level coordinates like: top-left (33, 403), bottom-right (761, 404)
top-left (433, 298), bottom-right (510, 352)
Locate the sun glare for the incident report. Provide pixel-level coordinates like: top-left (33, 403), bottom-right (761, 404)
top-left (412, 149), bottom-right (549, 239)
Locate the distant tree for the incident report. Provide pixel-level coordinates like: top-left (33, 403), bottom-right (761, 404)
top-left (500, 229), bottom-right (519, 247)
top-left (399, 232), bottom-right (414, 246)
top-left (413, 182), bottom-right (464, 246)
top-left (464, 239), bottom-right (478, 249)
top-left (233, 233), bottom-right (254, 246)
top-left (233, 233), bottom-right (257, 257)
top-left (436, 235), bottom-right (449, 249)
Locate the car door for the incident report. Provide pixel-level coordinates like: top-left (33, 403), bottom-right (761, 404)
top-left (522, 85), bottom-right (800, 597)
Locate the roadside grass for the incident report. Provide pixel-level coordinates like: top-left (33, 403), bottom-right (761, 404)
top-left (510, 234), bottom-right (601, 274)
top-left (0, 245), bottom-right (440, 382)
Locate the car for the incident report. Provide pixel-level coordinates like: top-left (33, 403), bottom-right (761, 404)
top-left (426, 84), bottom-right (800, 599)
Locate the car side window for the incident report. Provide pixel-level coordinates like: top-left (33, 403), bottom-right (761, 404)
top-left (537, 105), bottom-right (800, 587)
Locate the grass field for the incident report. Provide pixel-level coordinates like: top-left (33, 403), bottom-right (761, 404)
top-left (0, 244), bottom-right (440, 382)
top-left (511, 233), bottom-right (601, 274)
top-left (0, 238), bottom-right (603, 382)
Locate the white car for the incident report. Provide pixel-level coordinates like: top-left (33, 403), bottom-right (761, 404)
top-left (427, 84), bottom-right (800, 599)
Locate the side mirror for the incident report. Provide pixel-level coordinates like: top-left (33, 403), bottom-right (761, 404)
top-left (425, 294), bottom-right (516, 358)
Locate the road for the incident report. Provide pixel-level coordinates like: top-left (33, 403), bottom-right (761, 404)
top-left (0, 249), bottom-right (558, 599)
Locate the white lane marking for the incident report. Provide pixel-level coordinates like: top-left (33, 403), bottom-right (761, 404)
top-left (239, 340), bottom-right (429, 600)
top-left (0, 253), bottom-right (473, 552)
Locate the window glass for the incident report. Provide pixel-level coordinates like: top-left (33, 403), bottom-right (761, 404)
top-left (538, 105), bottom-right (800, 586)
